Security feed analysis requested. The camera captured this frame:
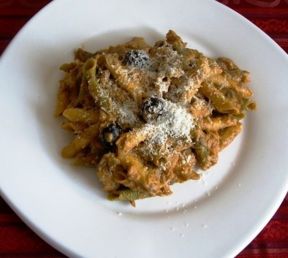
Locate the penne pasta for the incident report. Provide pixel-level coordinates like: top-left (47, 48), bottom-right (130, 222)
top-left (55, 30), bottom-right (255, 204)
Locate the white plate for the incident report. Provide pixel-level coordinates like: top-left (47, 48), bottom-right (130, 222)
top-left (0, 0), bottom-right (288, 257)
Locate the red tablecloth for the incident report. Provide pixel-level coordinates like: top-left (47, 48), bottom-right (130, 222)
top-left (0, 1), bottom-right (287, 257)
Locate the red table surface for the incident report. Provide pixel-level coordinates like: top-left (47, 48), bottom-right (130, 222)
top-left (0, 1), bottom-right (287, 257)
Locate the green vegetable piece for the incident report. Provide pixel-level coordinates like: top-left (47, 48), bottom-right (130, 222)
top-left (194, 142), bottom-right (209, 168)
top-left (85, 58), bottom-right (112, 113)
top-left (115, 189), bottom-right (151, 201)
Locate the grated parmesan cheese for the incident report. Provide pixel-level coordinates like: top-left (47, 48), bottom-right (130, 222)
top-left (143, 98), bottom-right (195, 155)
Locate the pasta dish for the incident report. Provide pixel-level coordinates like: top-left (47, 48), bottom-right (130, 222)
top-left (55, 30), bottom-right (255, 205)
